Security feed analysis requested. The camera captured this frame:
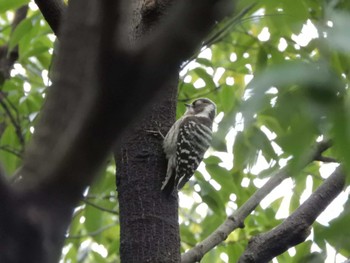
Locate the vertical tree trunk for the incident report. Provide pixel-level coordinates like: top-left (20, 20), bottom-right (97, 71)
top-left (115, 0), bottom-right (180, 262)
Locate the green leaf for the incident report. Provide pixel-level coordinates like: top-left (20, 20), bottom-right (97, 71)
top-left (251, 126), bottom-right (278, 161)
top-left (84, 204), bottom-right (103, 240)
top-left (192, 67), bottom-right (216, 90)
top-left (8, 18), bottom-right (32, 52)
top-left (62, 244), bottom-right (78, 263)
top-left (205, 156), bottom-right (222, 165)
top-left (0, 0), bottom-right (29, 13)
top-left (331, 100), bottom-right (350, 179)
top-left (255, 46), bottom-right (268, 74)
top-left (201, 248), bottom-right (221, 263)
top-left (0, 126), bottom-right (21, 174)
top-left (196, 58), bottom-right (213, 67)
top-left (242, 61), bottom-right (342, 125)
top-left (232, 132), bottom-right (251, 172)
top-left (197, 177), bottom-right (226, 217)
top-left (219, 84), bottom-right (235, 112)
top-left (180, 225), bottom-right (197, 245)
top-left (314, 200), bottom-right (350, 257)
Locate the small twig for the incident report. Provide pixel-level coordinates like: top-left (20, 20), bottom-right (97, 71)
top-left (66, 223), bottom-right (117, 239)
top-left (314, 155), bottom-right (338, 163)
top-left (0, 145), bottom-right (22, 158)
top-left (12, 5), bottom-right (29, 30)
top-left (82, 199), bottom-right (118, 215)
top-left (3, 95), bottom-right (22, 127)
top-left (0, 99), bottom-right (25, 147)
top-left (312, 141), bottom-right (337, 163)
top-left (85, 194), bottom-right (117, 200)
top-left (180, 4), bottom-right (256, 70)
top-left (202, 3), bottom-right (256, 47)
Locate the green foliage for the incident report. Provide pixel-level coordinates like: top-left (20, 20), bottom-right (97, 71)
top-left (314, 199), bottom-right (350, 258)
top-left (0, 7), bottom-right (52, 174)
top-left (64, 164), bottom-right (119, 263)
top-left (1, 0), bottom-right (350, 262)
top-left (0, 0), bottom-right (29, 13)
top-left (177, 0), bottom-right (350, 262)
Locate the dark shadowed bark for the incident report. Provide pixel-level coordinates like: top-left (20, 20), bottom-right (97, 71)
top-left (115, 1), bottom-right (180, 262)
top-left (116, 88), bottom-right (180, 262)
top-left (0, 0), bottom-right (231, 262)
top-left (34, 0), bottom-right (65, 36)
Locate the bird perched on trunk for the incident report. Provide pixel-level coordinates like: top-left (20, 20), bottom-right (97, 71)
top-left (162, 98), bottom-right (216, 195)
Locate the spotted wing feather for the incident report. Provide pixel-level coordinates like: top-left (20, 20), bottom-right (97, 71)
top-left (175, 118), bottom-right (213, 190)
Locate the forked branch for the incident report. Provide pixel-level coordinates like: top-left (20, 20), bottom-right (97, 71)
top-left (238, 167), bottom-right (345, 263)
top-left (181, 141), bottom-right (333, 263)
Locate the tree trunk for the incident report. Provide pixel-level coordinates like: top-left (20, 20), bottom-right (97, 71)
top-left (115, 0), bottom-right (180, 262)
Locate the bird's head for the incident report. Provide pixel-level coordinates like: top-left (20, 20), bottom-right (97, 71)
top-left (184, 98), bottom-right (216, 121)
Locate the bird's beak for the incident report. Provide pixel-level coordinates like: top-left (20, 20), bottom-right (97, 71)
top-left (185, 103), bottom-right (191, 108)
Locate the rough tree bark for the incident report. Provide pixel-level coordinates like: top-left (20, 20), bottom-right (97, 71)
top-left (115, 1), bottom-right (180, 262)
top-left (115, 88), bottom-right (180, 262)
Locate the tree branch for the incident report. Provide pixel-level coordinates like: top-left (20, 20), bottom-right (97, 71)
top-left (83, 199), bottom-right (118, 215)
top-left (238, 167), bottom-right (345, 263)
top-left (181, 141), bottom-right (331, 263)
top-left (0, 0), bottom-right (234, 262)
top-left (19, 0), bottom-right (234, 196)
top-left (66, 223), bottom-right (117, 239)
top-left (182, 168), bottom-right (290, 262)
top-left (314, 155), bottom-right (338, 163)
top-left (34, 0), bottom-right (66, 36)
top-left (0, 145), bottom-right (22, 158)
top-left (135, 0), bottom-right (234, 92)
top-left (0, 96), bottom-right (25, 147)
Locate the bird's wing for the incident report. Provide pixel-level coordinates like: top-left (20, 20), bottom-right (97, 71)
top-left (176, 118), bottom-right (212, 190)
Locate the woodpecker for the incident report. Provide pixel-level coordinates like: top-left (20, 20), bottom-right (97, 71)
top-left (162, 98), bottom-right (216, 194)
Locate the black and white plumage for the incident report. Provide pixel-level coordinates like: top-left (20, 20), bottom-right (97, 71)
top-left (162, 98), bottom-right (216, 194)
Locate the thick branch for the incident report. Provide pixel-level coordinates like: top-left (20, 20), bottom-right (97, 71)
top-left (136, 0), bottom-right (234, 91)
top-left (181, 141), bottom-right (331, 263)
top-left (182, 168), bottom-right (290, 262)
top-left (0, 0), bottom-right (233, 262)
top-left (11, 5), bottom-right (29, 30)
top-left (238, 167), bottom-right (345, 263)
top-left (34, 0), bottom-right (66, 36)
top-left (19, 0), bottom-right (234, 197)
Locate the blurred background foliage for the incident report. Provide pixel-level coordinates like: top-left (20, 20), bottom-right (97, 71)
top-left (1, 0), bottom-right (350, 262)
